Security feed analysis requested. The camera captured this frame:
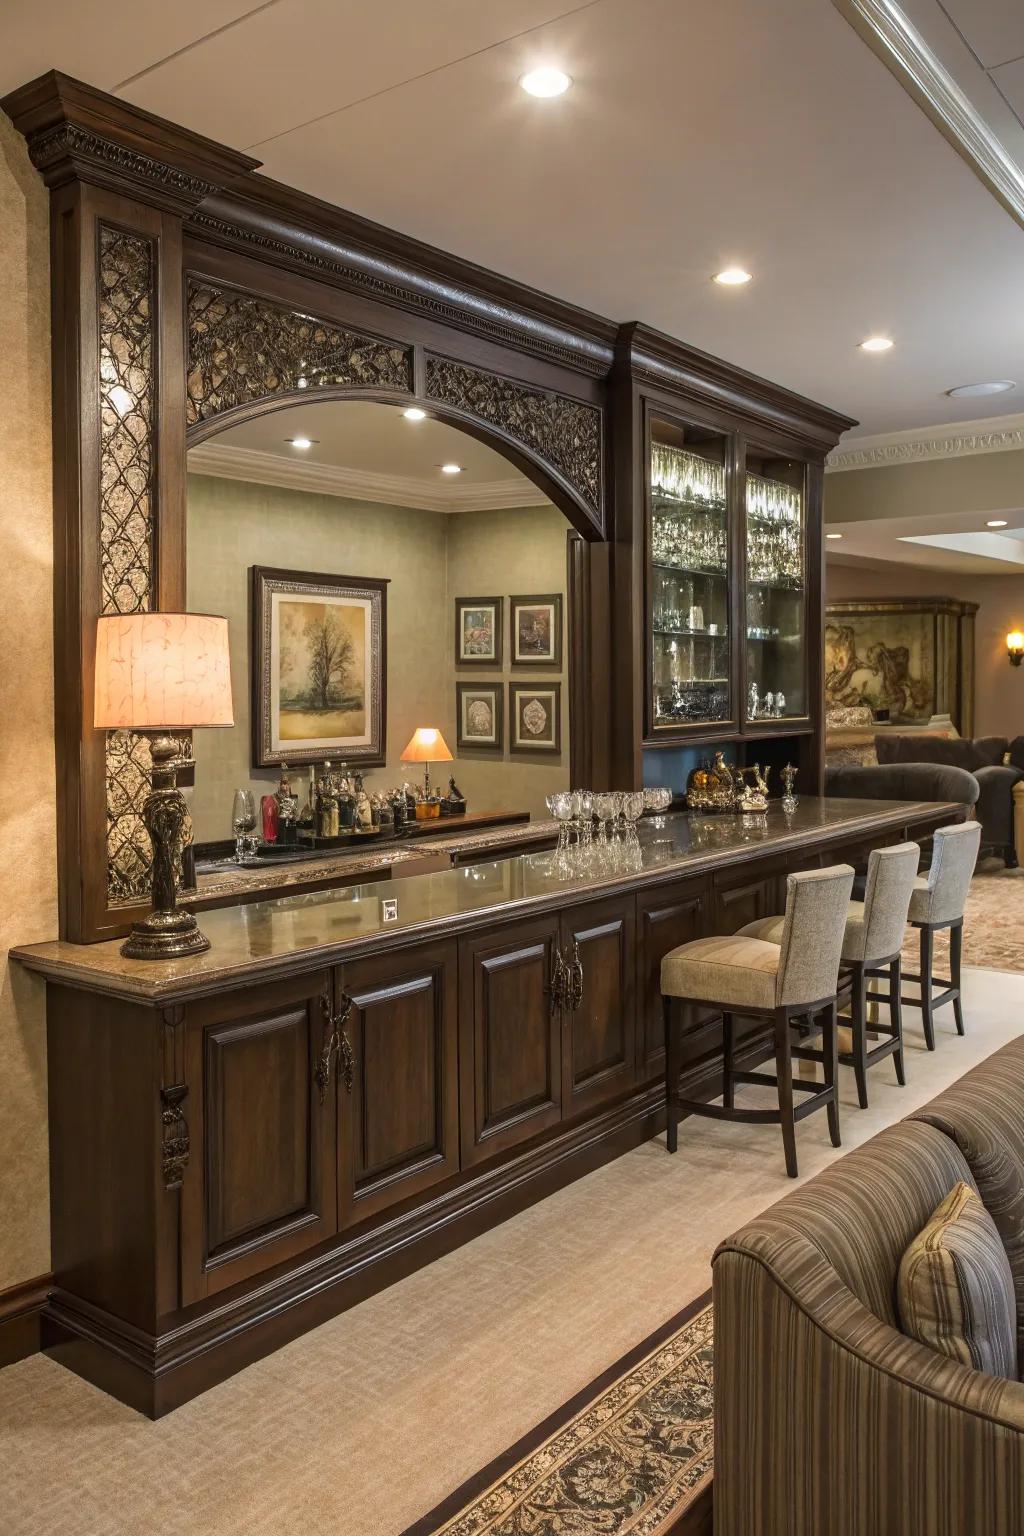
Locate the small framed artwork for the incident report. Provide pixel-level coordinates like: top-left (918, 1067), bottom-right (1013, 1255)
top-left (510, 594), bottom-right (563, 667)
top-left (455, 596), bottom-right (502, 667)
top-left (456, 682), bottom-right (503, 751)
top-left (509, 681), bottom-right (562, 754)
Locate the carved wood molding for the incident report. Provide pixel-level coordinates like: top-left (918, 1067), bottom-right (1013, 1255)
top-left (28, 124), bottom-right (217, 209)
top-left (161, 1007), bottom-right (189, 1191)
top-left (827, 415), bottom-right (1024, 471)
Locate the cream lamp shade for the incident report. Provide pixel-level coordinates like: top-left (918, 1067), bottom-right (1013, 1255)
top-left (400, 727), bottom-right (454, 764)
top-left (94, 613), bottom-right (234, 729)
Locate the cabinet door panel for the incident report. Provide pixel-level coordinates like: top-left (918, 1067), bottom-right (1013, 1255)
top-left (711, 859), bottom-right (788, 934)
top-left (636, 877), bottom-right (710, 1079)
top-left (339, 940), bottom-right (458, 1227)
top-left (561, 895), bottom-right (636, 1115)
top-left (181, 970), bottom-right (336, 1305)
top-left (459, 915), bottom-right (562, 1167)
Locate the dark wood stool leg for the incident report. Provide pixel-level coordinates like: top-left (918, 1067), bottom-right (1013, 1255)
top-left (919, 925), bottom-right (936, 1051)
top-left (950, 922), bottom-right (966, 1037)
top-left (851, 962), bottom-right (869, 1110)
top-left (774, 1009), bottom-right (798, 1179)
top-left (664, 996), bottom-right (679, 1153)
top-left (823, 1001), bottom-right (841, 1148)
top-left (722, 1010), bottom-right (734, 1109)
top-left (891, 956), bottom-right (906, 1086)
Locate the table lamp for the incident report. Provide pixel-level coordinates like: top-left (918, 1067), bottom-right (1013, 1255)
top-left (400, 726), bottom-right (453, 801)
top-left (94, 612), bottom-right (233, 959)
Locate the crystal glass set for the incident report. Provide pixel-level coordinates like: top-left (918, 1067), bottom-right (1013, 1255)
top-left (746, 473), bottom-right (802, 588)
top-left (545, 787), bottom-right (672, 868)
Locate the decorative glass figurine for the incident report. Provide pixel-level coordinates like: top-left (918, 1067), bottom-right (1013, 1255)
top-left (781, 763), bottom-right (798, 813)
top-left (749, 681), bottom-right (759, 720)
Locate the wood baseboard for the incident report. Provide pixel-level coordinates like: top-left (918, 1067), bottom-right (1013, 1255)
top-left (0, 1273), bottom-right (53, 1369)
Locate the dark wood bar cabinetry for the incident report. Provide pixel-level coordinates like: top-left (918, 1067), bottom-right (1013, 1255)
top-left (17, 799), bottom-right (961, 1416)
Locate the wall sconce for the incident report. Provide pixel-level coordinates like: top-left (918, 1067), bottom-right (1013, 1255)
top-left (1008, 631), bottom-right (1024, 667)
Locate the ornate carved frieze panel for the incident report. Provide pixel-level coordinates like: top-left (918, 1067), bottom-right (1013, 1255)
top-left (425, 355), bottom-right (603, 524)
top-left (185, 282), bottom-right (414, 426)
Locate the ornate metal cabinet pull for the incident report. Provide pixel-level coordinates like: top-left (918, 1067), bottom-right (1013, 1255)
top-left (316, 990), bottom-right (356, 1102)
top-left (566, 940), bottom-right (584, 1014)
top-left (548, 945), bottom-right (568, 1015)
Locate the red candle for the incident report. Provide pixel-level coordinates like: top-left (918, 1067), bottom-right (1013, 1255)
top-left (261, 794), bottom-right (279, 844)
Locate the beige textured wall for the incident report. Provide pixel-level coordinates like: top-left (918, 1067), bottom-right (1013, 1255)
top-left (443, 506), bottom-right (570, 817)
top-left (826, 558), bottom-right (1024, 738)
top-left (824, 448), bottom-right (1024, 524)
top-left (186, 481), bottom-right (571, 836)
top-left (0, 115), bottom-right (56, 1291)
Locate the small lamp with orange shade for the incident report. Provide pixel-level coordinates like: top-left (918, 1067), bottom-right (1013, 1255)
top-left (1008, 630), bottom-right (1024, 667)
top-left (94, 612), bottom-right (233, 958)
top-left (400, 726), bottom-right (454, 815)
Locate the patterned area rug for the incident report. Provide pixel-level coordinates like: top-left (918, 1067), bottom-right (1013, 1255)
top-left (901, 862), bottom-right (1024, 975)
top-left (403, 1294), bottom-right (714, 1536)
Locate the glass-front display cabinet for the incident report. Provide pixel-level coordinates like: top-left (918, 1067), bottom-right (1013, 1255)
top-left (644, 414), bottom-right (811, 745)
top-left (647, 415), bottom-right (733, 735)
top-left (744, 447), bottom-right (808, 727)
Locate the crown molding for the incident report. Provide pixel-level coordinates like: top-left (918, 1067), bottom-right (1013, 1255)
top-left (186, 442), bottom-right (549, 512)
top-left (833, 0), bottom-right (1024, 230)
top-left (826, 410), bottom-right (1024, 471)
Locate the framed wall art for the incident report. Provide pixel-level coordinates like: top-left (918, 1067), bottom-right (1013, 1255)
top-left (455, 596), bottom-right (503, 667)
top-left (456, 682), bottom-right (503, 751)
top-left (509, 681), bottom-right (562, 754)
top-left (510, 593), bottom-right (563, 667)
top-left (251, 565), bottom-right (388, 768)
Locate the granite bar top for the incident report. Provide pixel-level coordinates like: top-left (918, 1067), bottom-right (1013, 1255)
top-left (13, 799), bottom-right (959, 1004)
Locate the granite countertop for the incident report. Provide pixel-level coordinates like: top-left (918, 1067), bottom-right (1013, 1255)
top-left (12, 799), bottom-right (960, 1004)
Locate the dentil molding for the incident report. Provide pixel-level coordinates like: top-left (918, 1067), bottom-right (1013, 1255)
top-left (826, 411), bottom-right (1024, 472)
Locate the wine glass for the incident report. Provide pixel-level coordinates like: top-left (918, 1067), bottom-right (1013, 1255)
top-left (622, 791), bottom-right (645, 846)
top-left (232, 789), bottom-right (257, 863)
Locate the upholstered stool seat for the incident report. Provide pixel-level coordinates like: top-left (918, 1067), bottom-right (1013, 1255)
top-left (902, 820), bottom-right (981, 1047)
top-left (737, 842), bottom-right (920, 1110)
top-left (662, 864), bottom-right (854, 1178)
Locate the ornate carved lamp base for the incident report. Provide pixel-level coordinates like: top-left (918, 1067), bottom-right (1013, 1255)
top-left (121, 734), bottom-right (211, 960)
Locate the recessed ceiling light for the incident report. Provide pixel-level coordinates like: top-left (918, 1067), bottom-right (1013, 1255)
top-left (947, 380), bottom-right (1016, 399)
top-left (987, 519), bottom-right (1009, 528)
top-left (440, 463), bottom-right (463, 475)
top-left (859, 337), bottom-right (893, 353)
top-left (826, 532), bottom-right (843, 540)
top-left (713, 267), bottom-right (752, 286)
top-left (286, 437), bottom-right (316, 449)
top-left (403, 407), bottom-right (427, 421)
top-left (520, 66), bottom-right (571, 98)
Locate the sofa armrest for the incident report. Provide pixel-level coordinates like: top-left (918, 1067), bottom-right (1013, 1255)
top-left (713, 1233), bottom-right (1024, 1536)
top-left (975, 763), bottom-right (1024, 854)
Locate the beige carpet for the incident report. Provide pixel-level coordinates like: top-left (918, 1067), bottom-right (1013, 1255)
top-left (2, 967), bottom-right (1023, 1536)
top-left (902, 860), bottom-right (1024, 974)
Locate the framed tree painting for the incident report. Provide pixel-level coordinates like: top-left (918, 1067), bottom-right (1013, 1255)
top-left (509, 682), bottom-right (562, 754)
top-left (456, 682), bottom-right (503, 751)
top-left (510, 594), bottom-right (563, 667)
top-left (251, 566), bottom-right (388, 768)
top-left (455, 596), bottom-right (502, 667)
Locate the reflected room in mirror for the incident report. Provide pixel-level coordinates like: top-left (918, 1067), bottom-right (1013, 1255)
top-left (185, 400), bottom-right (573, 892)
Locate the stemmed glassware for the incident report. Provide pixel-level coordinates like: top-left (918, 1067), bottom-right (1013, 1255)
top-left (545, 792), bottom-right (575, 855)
top-left (231, 788), bottom-right (257, 863)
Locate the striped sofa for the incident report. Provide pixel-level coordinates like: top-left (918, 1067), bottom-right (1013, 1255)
top-left (713, 1035), bottom-right (1024, 1535)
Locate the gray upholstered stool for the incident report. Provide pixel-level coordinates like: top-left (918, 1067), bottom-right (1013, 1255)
top-left (661, 864), bottom-right (854, 1178)
top-left (902, 819), bottom-right (981, 1049)
top-left (739, 842), bottom-right (920, 1109)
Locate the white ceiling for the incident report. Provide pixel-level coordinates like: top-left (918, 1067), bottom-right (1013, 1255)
top-left (826, 505), bottom-right (1024, 572)
top-left (5, 0), bottom-right (1024, 438)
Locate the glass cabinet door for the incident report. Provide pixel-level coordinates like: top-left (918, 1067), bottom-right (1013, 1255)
top-left (744, 449), bottom-right (807, 723)
top-left (648, 416), bottom-right (731, 732)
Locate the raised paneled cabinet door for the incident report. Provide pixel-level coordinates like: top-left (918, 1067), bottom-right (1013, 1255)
top-left (336, 940), bottom-right (459, 1228)
top-left (180, 970), bottom-right (337, 1305)
top-left (459, 914), bottom-right (562, 1166)
top-left (635, 877), bottom-right (709, 1079)
top-left (559, 895), bottom-right (637, 1115)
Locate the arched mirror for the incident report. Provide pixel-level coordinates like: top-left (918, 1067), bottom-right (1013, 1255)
top-left (185, 399), bottom-right (576, 888)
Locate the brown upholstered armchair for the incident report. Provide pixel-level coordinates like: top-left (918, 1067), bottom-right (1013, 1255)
top-left (872, 734), bottom-right (1022, 867)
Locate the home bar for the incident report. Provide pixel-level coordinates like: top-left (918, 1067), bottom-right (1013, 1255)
top-left (5, 73), bottom-right (965, 1418)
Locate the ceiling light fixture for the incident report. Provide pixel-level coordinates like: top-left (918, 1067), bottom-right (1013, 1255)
top-left (403, 407), bottom-right (427, 421)
top-left (519, 66), bottom-right (571, 98)
top-left (440, 463), bottom-right (463, 475)
top-left (825, 532), bottom-right (843, 540)
top-left (859, 337), bottom-right (893, 353)
top-left (947, 380), bottom-right (1016, 399)
top-left (987, 519), bottom-right (1009, 528)
top-left (286, 437), bottom-right (316, 449)
top-left (713, 267), bottom-right (752, 286)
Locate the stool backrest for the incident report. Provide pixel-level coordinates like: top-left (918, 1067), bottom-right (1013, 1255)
top-left (860, 841), bottom-right (920, 961)
top-left (776, 864), bottom-right (855, 1007)
top-left (922, 820), bottom-right (981, 925)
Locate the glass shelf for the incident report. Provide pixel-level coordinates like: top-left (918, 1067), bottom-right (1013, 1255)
top-left (745, 455), bottom-right (807, 722)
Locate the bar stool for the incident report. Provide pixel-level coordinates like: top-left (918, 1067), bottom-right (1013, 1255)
top-left (738, 842), bottom-right (921, 1110)
top-left (903, 820), bottom-right (980, 1049)
top-left (662, 864), bottom-right (855, 1178)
